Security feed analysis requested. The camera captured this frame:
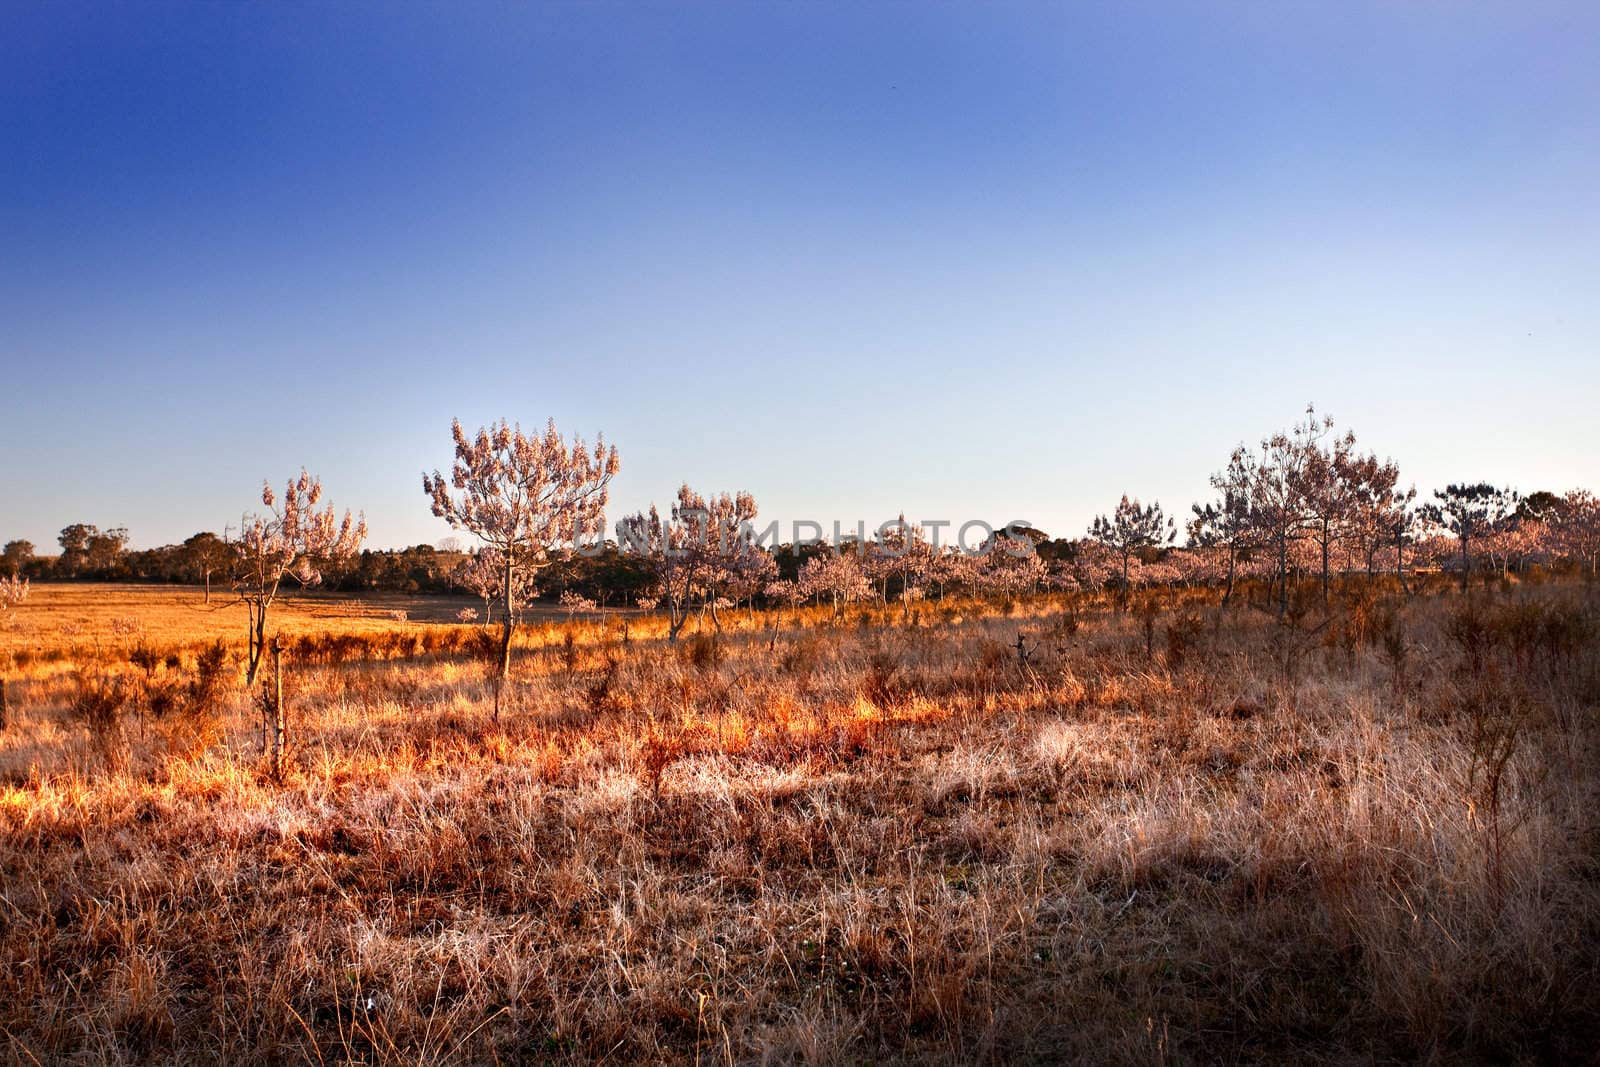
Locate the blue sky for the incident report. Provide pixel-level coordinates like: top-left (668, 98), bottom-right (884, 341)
top-left (3, 2), bottom-right (1597, 552)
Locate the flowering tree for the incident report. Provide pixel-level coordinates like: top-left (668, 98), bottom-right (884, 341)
top-left (1556, 490), bottom-right (1600, 576)
top-left (451, 548), bottom-right (536, 627)
top-left (1088, 495), bottom-right (1175, 598)
top-left (424, 418), bottom-right (619, 681)
top-left (690, 489), bottom-right (763, 632)
top-left (866, 516), bottom-right (938, 619)
top-left (799, 549), bottom-right (873, 622)
top-left (559, 590), bottom-right (598, 620)
top-left (1166, 546), bottom-right (1220, 588)
top-left (724, 545), bottom-right (779, 625)
top-left (618, 485), bottom-right (765, 638)
top-left (979, 538), bottom-right (1047, 605)
top-left (1482, 518), bottom-right (1551, 576)
top-left (617, 501), bottom-right (695, 640)
top-left (232, 471), bottom-right (366, 684)
top-left (0, 575), bottom-right (28, 614)
top-left (1421, 483), bottom-right (1519, 591)
top-left (1058, 540), bottom-right (1118, 596)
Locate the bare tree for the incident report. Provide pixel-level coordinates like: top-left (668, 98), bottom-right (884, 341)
top-left (1221, 407), bottom-right (1327, 617)
top-left (1291, 416), bottom-right (1358, 604)
top-left (1385, 485), bottom-right (1420, 593)
top-left (423, 418), bottom-right (618, 682)
top-left (1190, 448), bottom-right (1257, 607)
top-left (1421, 483), bottom-right (1519, 591)
top-left (1340, 453), bottom-right (1404, 580)
top-left (1088, 495), bottom-right (1175, 601)
top-left (231, 471), bottom-right (366, 684)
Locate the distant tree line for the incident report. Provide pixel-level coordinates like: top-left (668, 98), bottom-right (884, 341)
top-left (6, 405), bottom-right (1598, 624)
top-left (0, 528), bottom-right (675, 604)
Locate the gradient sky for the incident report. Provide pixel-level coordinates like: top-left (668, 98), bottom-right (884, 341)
top-left (3, 2), bottom-right (1597, 553)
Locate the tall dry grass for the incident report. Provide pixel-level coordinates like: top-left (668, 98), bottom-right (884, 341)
top-left (1, 578), bottom-right (1597, 1062)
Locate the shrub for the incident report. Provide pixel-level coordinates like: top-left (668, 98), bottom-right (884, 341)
top-left (69, 670), bottom-right (128, 763)
top-left (685, 632), bottom-right (723, 673)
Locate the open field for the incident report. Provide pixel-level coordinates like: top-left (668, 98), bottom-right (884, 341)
top-left (1, 579), bottom-right (1598, 1063)
top-left (0, 584), bottom-right (601, 664)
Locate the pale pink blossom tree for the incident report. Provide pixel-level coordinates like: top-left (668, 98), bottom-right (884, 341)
top-left (1060, 540), bottom-right (1118, 596)
top-left (424, 418), bottom-right (618, 681)
top-left (691, 489), bottom-right (764, 632)
top-left (763, 578), bottom-right (809, 623)
top-left (451, 548), bottom-right (536, 627)
top-left (979, 543), bottom-right (1047, 605)
top-left (231, 471), bottom-right (366, 684)
top-left (0, 575), bottom-right (28, 614)
top-left (725, 545), bottom-right (779, 625)
top-left (618, 485), bottom-right (766, 638)
top-left (559, 590), bottom-right (598, 620)
top-left (1556, 490), bottom-right (1600, 576)
top-left (617, 496), bottom-right (697, 641)
top-left (866, 516), bottom-right (939, 619)
top-left (1341, 454), bottom-right (1405, 580)
top-left (799, 549), bottom-right (873, 623)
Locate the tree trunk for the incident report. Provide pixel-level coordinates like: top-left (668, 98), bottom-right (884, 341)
top-left (1460, 532), bottom-right (1471, 593)
top-left (204, 570), bottom-right (211, 604)
top-left (1277, 531), bottom-right (1289, 618)
top-left (1396, 528), bottom-right (1410, 595)
top-left (0, 677), bottom-right (7, 732)
top-left (246, 601), bottom-right (268, 685)
top-left (269, 637), bottom-right (286, 780)
top-left (1320, 521), bottom-right (1331, 606)
top-left (1222, 547), bottom-right (1236, 607)
top-left (500, 552), bottom-right (515, 683)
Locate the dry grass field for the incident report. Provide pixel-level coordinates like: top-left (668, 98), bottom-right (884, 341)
top-left (1, 579), bottom-right (1598, 1063)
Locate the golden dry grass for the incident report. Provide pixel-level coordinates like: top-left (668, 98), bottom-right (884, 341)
top-left (1, 580), bottom-right (1597, 1063)
top-left (0, 584), bottom-right (584, 663)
